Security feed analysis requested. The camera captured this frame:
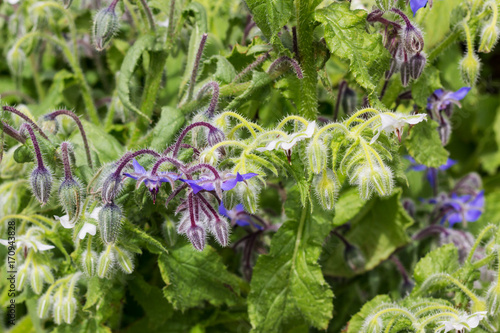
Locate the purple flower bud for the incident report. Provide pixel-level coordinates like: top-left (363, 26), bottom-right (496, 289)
top-left (31, 167), bottom-right (53, 205)
top-left (400, 61), bottom-right (411, 87)
top-left (187, 225), bottom-right (206, 251)
top-left (98, 203), bottom-right (122, 244)
top-left (409, 52), bottom-right (426, 79)
top-left (212, 220), bottom-right (230, 247)
top-left (385, 58), bottom-right (398, 80)
top-left (438, 116), bottom-right (452, 145)
top-left (402, 198), bottom-right (416, 218)
top-left (401, 24), bottom-right (424, 54)
top-left (207, 127), bottom-right (225, 147)
top-left (101, 173), bottom-right (122, 203)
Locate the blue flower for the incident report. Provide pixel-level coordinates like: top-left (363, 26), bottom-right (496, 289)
top-left (124, 159), bottom-right (179, 203)
top-left (410, 0), bottom-right (429, 16)
top-left (440, 191), bottom-right (485, 227)
top-left (218, 202), bottom-right (263, 230)
top-left (427, 87), bottom-right (471, 111)
top-left (406, 156), bottom-right (456, 188)
top-left (180, 172), bottom-right (258, 194)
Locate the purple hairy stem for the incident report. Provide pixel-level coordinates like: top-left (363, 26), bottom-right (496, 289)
top-left (390, 255), bottom-right (411, 285)
top-left (45, 109), bottom-right (93, 169)
top-left (188, 193), bottom-right (197, 227)
top-left (196, 81), bottom-right (220, 117)
top-left (334, 80), bottom-right (347, 122)
top-left (267, 56), bottom-right (303, 79)
top-left (188, 33), bottom-right (208, 100)
top-left (196, 193), bottom-right (220, 221)
top-left (109, 0), bottom-right (119, 10)
top-left (19, 123), bottom-right (45, 169)
top-left (242, 16), bottom-right (256, 46)
top-left (151, 156), bottom-right (185, 175)
top-left (113, 149), bottom-right (161, 177)
top-left (2, 121), bottom-right (26, 143)
top-left (171, 122), bottom-right (218, 158)
top-left (412, 225), bottom-right (449, 241)
top-left (164, 143), bottom-right (200, 156)
top-left (60, 142), bottom-right (73, 180)
top-left (184, 163), bottom-right (220, 180)
top-left (233, 52), bottom-right (270, 83)
top-left (390, 8), bottom-right (412, 26)
top-left (3, 106), bottom-right (49, 140)
top-left (165, 183), bottom-right (188, 208)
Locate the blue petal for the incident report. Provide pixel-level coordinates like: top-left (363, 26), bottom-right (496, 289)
top-left (241, 172), bottom-right (259, 180)
top-left (235, 219), bottom-right (250, 227)
top-left (447, 212), bottom-right (463, 225)
top-left (179, 179), bottom-right (205, 194)
top-left (123, 172), bottom-right (139, 180)
top-left (466, 209), bottom-right (482, 222)
top-left (410, 164), bottom-right (427, 172)
top-left (426, 169), bottom-right (437, 188)
top-left (470, 190), bottom-right (485, 209)
top-left (410, 0), bottom-right (428, 16)
top-left (218, 202), bottom-right (228, 217)
top-left (221, 178), bottom-right (238, 191)
top-left (235, 204), bottom-right (245, 213)
top-left (132, 159), bottom-right (147, 174)
top-left (439, 158), bottom-right (457, 170)
top-left (449, 87), bottom-right (471, 101)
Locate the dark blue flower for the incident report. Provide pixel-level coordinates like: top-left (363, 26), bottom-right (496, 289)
top-left (124, 159), bottom-right (179, 203)
top-left (427, 87), bottom-right (471, 111)
top-left (180, 172), bottom-right (258, 194)
top-left (406, 156), bottom-right (456, 188)
top-left (218, 202), bottom-right (263, 230)
top-left (440, 190), bottom-right (485, 227)
top-left (410, 0), bottom-right (429, 16)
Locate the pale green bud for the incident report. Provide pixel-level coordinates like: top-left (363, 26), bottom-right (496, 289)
top-left (98, 203), bottom-right (122, 244)
top-left (37, 292), bottom-right (52, 319)
top-left (93, 6), bottom-right (119, 51)
top-left (59, 178), bottom-right (83, 223)
top-left (460, 51), bottom-right (481, 85)
top-left (7, 46), bottom-right (26, 77)
top-left (351, 164), bottom-right (394, 200)
top-left (199, 148), bottom-right (220, 165)
top-left (97, 246), bottom-right (115, 278)
top-left (16, 264), bottom-right (29, 291)
top-left (30, 265), bottom-right (44, 294)
top-left (307, 140), bottom-right (327, 174)
top-left (53, 296), bottom-right (64, 325)
top-left (113, 245), bottom-right (134, 274)
top-left (478, 24), bottom-right (499, 53)
top-left (240, 182), bottom-right (259, 214)
top-left (39, 265), bottom-right (54, 284)
top-left (82, 250), bottom-right (97, 277)
top-left (313, 169), bottom-right (339, 210)
top-left (487, 283), bottom-right (500, 316)
top-left (62, 297), bottom-right (77, 324)
top-left (163, 218), bottom-right (178, 247)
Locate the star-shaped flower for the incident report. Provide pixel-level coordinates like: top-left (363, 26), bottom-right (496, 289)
top-left (436, 311), bottom-right (487, 333)
top-left (257, 121), bottom-right (316, 152)
top-left (406, 156), bottom-right (456, 188)
top-left (371, 113), bottom-right (427, 143)
top-left (0, 233), bottom-right (54, 252)
top-left (218, 201), bottom-right (263, 230)
top-left (427, 87), bottom-right (471, 111)
top-left (55, 207), bottom-right (100, 240)
top-left (180, 172), bottom-right (258, 194)
top-left (437, 190), bottom-right (485, 227)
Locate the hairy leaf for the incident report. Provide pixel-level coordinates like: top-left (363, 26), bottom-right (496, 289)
top-left (405, 120), bottom-right (449, 168)
top-left (412, 243), bottom-right (459, 288)
top-left (243, 0), bottom-right (294, 45)
top-left (347, 295), bottom-right (392, 333)
top-left (150, 107), bottom-right (185, 151)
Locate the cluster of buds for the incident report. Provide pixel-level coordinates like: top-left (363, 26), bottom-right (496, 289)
top-left (368, 8), bottom-right (426, 87)
top-left (37, 273), bottom-right (82, 324)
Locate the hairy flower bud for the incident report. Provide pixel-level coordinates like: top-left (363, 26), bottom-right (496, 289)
top-left (82, 250), bottom-right (97, 277)
top-left (101, 173), bottom-right (122, 203)
top-left (479, 24), bottom-right (499, 53)
top-left (486, 283), bottom-right (500, 316)
top-left (59, 178), bottom-right (83, 224)
top-left (98, 203), bottom-right (122, 244)
top-left (31, 166), bottom-right (53, 205)
top-left (385, 58), bottom-right (398, 80)
top-left (7, 46), bottom-right (26, 77)
top-left (93, 6), bottom-right (119, 51)
top-left (401, 24), bottom-right (424, 54)
top-left (375, 0), bottom-right (392, 11)
top-left (344, 243), bottom-right (366, 272)
top-left (460, 51), bottom-right (481, 85)
top-left (53, 297), bottom-right (64, 325)
top-left (240, 183), bottom-right (259, 214)
top-left (62, 297), bottom-right (77, 324)
top-left (30, 265), bottom-right (44, 294)
top-left (207, 127), bottom-right (225, 147)
top-left (98, 246), bottom-right (115, 278)
top-left (187, 225), bottom-right (206, 251)
top-left (212, 220), bottom-right (230, 247)
top-left (351, 164), bottom-right (394, 200)
top-left (199, 148), bottom-right (220, 165)
top-left (37, 292), bottom-right (52, 319)
top-left (40, 116), bottom-right (59, 135)
top-left (409, 52), bottom-right (426, 79)
top-left (113, 245), bottom-right (134, 274)
top-left (314, 169), bottom-right (340, 210)
top-left (16, 264), bottom-right (29, 290)
top-left (400, 61), bottom-right (411, 87)
top-left (307, 140), bottom-right (327, 174)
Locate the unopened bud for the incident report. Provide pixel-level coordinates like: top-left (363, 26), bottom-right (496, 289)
top-left (187, 225), bottom-right (206, 251)
top-left (93, 6), bottom-right (119, 51)
top-left (82, 250), bottom-right (97, 277)
top-left (53, 297), bottom-right (64, 325)
top-left (207, 127), bottom-right (225, 147)
top-left (375, 0), bottom-right (391, 11)
top-left (199, 148), bottom-right (220, 165)
top-left (59, 178), bottom-right (83, 223)
top-left (240, 183), bottom-right (259, 214)
top-left (97, 246), bottom-right (115, 278)
top-left (307, 140), bottom-right (327, 174)
top-left (402, 198), bottom-right (416, 218)
top-left (460, 51), bottom-right (481, 85)
top-left (98, 203), bottom-right (122, 244)
top-left (352, 164), bottom-right (394, 200)
top-left (212, 220), bottom-right (230, 247)
top-left (385, 58), bottom-right (398, 80)
top-left (113, 245), bottom-right (134, 274)
top-left (478, 24), bottom-right (499, 53)
top-left (7, 46), bottom-right (26, 77)
top-left (31, 166), bottom-right (53, 205)
top-left (101, 173), bottom-right (122, 203)
top-left (486, 283), bottom-right (500, 316)
top-left (344, 243), bottom-right (366, 272)
top-left (163, 218), bottom-right (178, 247)
top-left (30, 265), bottom-right (44, 294)
top-left (401, 24), bottom-right (424, 54)
top-left (16, 264), bottom-right (29, 291)
top-left (62, 297), bottom-right (77, 324)
top-left (39, 265), bottom-right (54, 284)
top-left (314, 169), bottom-right (339, 210)
top-left (37, 293), bottom-right (52, 319)
top-left (409, 52), bottom-right (426, 79)
top-left (40, 116), bottom-right (59, 135)
top-left (400, 61), bottom-right (411, 87)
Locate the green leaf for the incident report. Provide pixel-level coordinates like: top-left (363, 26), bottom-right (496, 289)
top-left (333, 188), bottom-right (367, 227)
top-left (412, 66), bottom-right (442, 108)
top-left (158, 245), bottom-right (242, 310)
top-left (346, 295), bottom-right (392, 333)
top-left (413, 243), bottom-right (459, 287)
top-left (202, 55), bottom-right (237, 84)
top-left (405, 120), bottom-right (449, 168)
top-left (315, 3), bottom-right (391, 93)
top-left (150, 107), bottom-right (185, 151)
top-left (321, 189), bottom-right (413, 277)
top-left (248, 187), bottom-right (334, 332)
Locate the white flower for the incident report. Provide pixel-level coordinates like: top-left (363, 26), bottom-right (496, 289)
top-left (0, 234), bottom-right (54, 252)
top-left (7, 0), bottom-right (19, 4)
top-left (370, 113), bottom-right (427, 144)
top-left (78, 222), bottom-right (97, 240)
top-left (54, 215), bottom-right (74, 229)
top-left (436, 311), bottom-right (487, 333)
top-left (257, 121), bottom-right (316, 152)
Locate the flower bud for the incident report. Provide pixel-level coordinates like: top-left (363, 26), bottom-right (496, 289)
top-left (93, 6), bottom-right (119, 51)
top-left (344, 243), bottom-right (366, 272)
top-left (385, 58), bottom-right (398, 80)
top-left (98, 203), bottom-right (122, 244)
top-left (82, 250), bottom-right (97, 277)
top-left (313, 169), bottom-right (340, 210)
top-left (40, 116), bottom-right (59, 135)
top-left (30, 265), bottom-right (44, 294)
top-left (39, 265), bottom-right (54, 284)
top-left (460, 51), bottom-right (481, 85)
top-left (7, 46), bottom-right (26, 77)
top-left (113, 245), bottom-right (134, 274)
top-left (62, 297), bottom-right (77, 324)
top-left (212, 220), bottom-right (230, 247)
top-left (59, 178), bottom-right (83, 223)
top-left (16, 264), bottom-right (29, 291)
top-left (409, 52), bottom-right (426, 79)
top-left (37, 292), bottom-right (52, 319)
top-left (187, 225), bottom-right (206, 251)
top-left (207, 127), bottom-right (225, 147)
top-left (342, 87), bottom-right (357, 115)
top-left (31, 166), bottom-right (53, 205)
top-left (240, 183), bottom-right (259, 214)
top-left (53, 297), bottom-right (64, 325)
top-left (400, 61), bottom-right (411, 87)
top-left (199, 148), bottom-right (220, 165)
top-left (375, 0), bottom-right (391, 11)
top-left (98, 246), bottom-right (115, 278)
top-left (401, 25), bottom-right (424, 54)
top-left (486, 283), bottom-right (500, 316)
top-left (307, 140), bottom-right (327, 174)
top-left (402, 198), bottom-right (416, 218)
top-left (101, 173), bottom-right (122, 203)
top-left (351, 164), bottom-right (394, 200)
top-left (478, 24), bottom-right (499, 53)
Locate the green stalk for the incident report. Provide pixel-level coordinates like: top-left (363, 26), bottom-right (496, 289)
top-left (295, 0), bottom-right (318, 119)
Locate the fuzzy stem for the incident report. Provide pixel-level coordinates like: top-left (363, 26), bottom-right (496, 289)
top-left (60, 142), bottom-right (73, 180)
top-left (233, 52), bottom-right (270, 83)
top-left (267, 56), bottom-right (303, 79)
top-left (184, 163), bottom-right (221, 180)
top-left (45, 110), bottom-right (93, 169)
top-left (1, 121), bottom-right (26, 143)
top-left (187, 33), bottom-right (208, 100)
top-left (196, 81), bottom-right (220, 117)
top-left (164, 143), bottom-right (200, 156)
top-left (19, 123), bottom-right (45, 169)
top-left (150, 156), bottom-right (185, 175)
top-left (137, 0), bottom-right (156, 31)
top-left (334, 81), bottom-right (347, 122)
top-left (467, 224), bottom-right (496, 263)
top-left (3, 106), bottom-right (49, 140)
top-left (390, 8), bottom-right (412, 26)
top-left (188, 193), bottom-right (197, 227)
top-left (196, 193), bottom-right (220, 220)
top-left (113, 149), bottom-right (161, 177)
top-left (165, 183), bottom-right (187, 208)
top-left (167, 0), bottom-right (176, 39)
top-left (171, 122), bottom-right (217, 157)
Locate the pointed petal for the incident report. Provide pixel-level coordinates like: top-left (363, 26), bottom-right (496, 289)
top-left (410, 0), bottom-right (428, 16)
top-left (78, 223), bottom-right (97, 239)
top-left (221, 178), bottom-right (238, 191)
top-left (449, 87), bottom-right (471, 101)
top-left (132, 159), bottom-right (146, 174)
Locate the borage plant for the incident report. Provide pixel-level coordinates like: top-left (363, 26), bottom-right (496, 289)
top-left (1, 0), bottom-right (500, 331)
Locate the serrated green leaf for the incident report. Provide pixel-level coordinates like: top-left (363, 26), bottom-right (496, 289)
top-left (243, 0), bottom-right (293, 46)
top-left (315, 3), bottom-right (391, 93)
top-left (346, 295), bottom-right (392, 333)
top-left (412, 67), bottom-right (442, 108)
top-left (150, 107), bottom-right (185, 151)
top-left (413, 243), bottom-right (459, 286)
top-left (158, 245), bottom-right (242, 310)
top-left (405, 120), bottom-right (449, 168)
top-left (248, 187), bottom-right (334, 332)
top-left (202, 55), bottom-right (237, 84)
